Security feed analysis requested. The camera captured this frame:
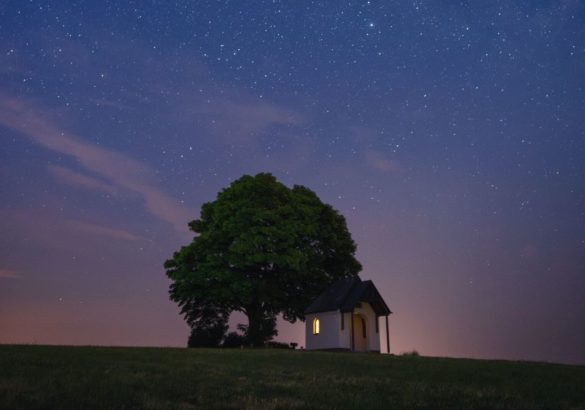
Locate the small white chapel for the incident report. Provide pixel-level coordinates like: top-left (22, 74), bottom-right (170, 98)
top-left (304, 276), bottom-right (391, 353)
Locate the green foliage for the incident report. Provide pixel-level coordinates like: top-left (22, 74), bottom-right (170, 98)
top-left (265, 341), bottom-right (293, 349)
top-left (187, 317), bottom-right (228, 348)
top-left (165, 173), bottom-right (361, 346)
top-left (221, 332), bottom-right (247, 348)
top-left (175, 298), bottom-right (229, 347)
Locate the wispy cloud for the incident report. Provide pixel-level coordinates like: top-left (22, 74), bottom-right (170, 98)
top-left (348, 127), bottom-right (402, 175)
top-left (191, 98), bottom-right (306, 144)
top-left (0, 209), bottom-right (148, 254)
top-left (48, 165), bottom-right (119, 196)
top-left (365, 149), bottom-right (401, 175)
top-left (0, 95), bottom-right (193, 232)
top-left (141, 55), bottom-right (307, 145)
top-left (0, 269), bottom-right (20, 279)
top-left (64, 220), bottom-right (148, 242)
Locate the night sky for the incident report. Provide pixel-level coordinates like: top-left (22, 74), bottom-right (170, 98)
top-left (1, 1), bottom-right (584, 365)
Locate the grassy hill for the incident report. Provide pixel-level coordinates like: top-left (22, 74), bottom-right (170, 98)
top-left (1, 345), bottom-right (584, 409)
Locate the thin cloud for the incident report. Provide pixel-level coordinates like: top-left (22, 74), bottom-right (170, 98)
top-left (0, 269), bottom-right (20, 279)
top-left (193, 98), bottom-right (306, 144)
top-left (64, 220), bottom-right (148, 242)
top-left (0, 209), bottom-right (147, 252)
top-left (48, 165), bottom-right (119, 196)
top-left (365, 149), bottom-right (401, 175)
top-left (157, 60), bottom-right (307, 145)
top-left (0, 95), bottom-right (193, 232)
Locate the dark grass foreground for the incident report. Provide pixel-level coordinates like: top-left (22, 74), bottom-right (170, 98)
top-left (1, 345), bottom-right (584, 409)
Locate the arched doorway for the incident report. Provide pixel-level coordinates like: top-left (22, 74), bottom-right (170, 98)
top-left (352, 314), bottom-right (368, 352)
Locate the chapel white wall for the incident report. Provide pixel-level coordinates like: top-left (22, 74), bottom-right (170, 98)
top-left (305, 310), bottom-right (340, 350)
top-left (305, 304), bottom-right (387, 352)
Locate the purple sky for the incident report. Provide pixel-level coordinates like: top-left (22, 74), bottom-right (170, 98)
top-left (1, 1), bottom-right (584, 364)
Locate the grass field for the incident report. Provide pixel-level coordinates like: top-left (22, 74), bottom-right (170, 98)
top-left (1, 345), bottom-right (584, 409)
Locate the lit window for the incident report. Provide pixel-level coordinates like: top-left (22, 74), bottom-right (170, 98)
top-left (313, 318), bottom-right (320, 335)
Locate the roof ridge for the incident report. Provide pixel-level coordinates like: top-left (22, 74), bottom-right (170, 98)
top-left (336, 276), bottom-right (362, 307)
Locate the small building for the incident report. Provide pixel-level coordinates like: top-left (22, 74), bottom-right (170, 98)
top-left (304, 276), bottom-right (391, 353)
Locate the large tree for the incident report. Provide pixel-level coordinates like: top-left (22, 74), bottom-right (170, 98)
top-left (165, 173), bottom-right (361, 346)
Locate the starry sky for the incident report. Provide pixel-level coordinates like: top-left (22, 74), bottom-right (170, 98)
top-left (1, 1), bottom-right (584, 364)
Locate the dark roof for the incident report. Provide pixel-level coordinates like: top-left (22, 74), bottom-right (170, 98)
top-left (304, 276), bottom-right (391, 316)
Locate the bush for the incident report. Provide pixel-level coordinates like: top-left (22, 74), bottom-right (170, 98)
top-left (265, 341), bottom-right (291, 349)
top-left (401, 350), bottom-right (420, 357)
top-left (222, 332), bottom-right (247, 348)
top-left (187, 322), bottom-right (227, 348)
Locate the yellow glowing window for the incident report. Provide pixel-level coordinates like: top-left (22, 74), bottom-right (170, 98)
top-left (313, 318), bottom-right (320, 335)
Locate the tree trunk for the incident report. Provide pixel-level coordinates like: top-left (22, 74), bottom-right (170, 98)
top-left (243, 305), bottom-right (277, 347)
top-left (244, 306), bottom-right (265, 347)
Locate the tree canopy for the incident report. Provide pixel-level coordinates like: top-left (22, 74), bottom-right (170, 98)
top-left (165, 173), bottom-right (361, 346)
